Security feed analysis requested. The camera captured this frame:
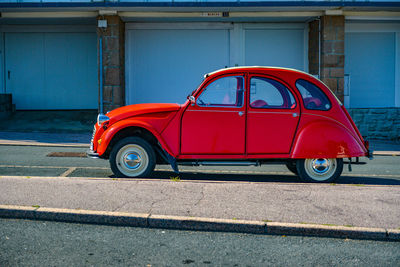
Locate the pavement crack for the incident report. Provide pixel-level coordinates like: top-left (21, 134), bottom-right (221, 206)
top-left (193, 185), bottom-right (205, 207)
top-left (186, 184), bottom-right (205, 216)
top-left (148, 188), bottom-right (167, 215)
top-left (111, 201), bottom-right (131, 212)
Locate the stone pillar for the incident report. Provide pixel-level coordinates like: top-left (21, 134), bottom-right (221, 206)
top-left (308, 15), bottom-right (345, 102)
top-left (97, 15), bottom-right (125, 113)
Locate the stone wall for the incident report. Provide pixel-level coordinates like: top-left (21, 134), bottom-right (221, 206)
top-left (320, 15), bottom-right (345, 103)
top-left (348, 108), bottom-right (400, 141)
top-left (97, 15), bottom-right (125, 113)
top-left (308, 16), bottom-right (345, 102)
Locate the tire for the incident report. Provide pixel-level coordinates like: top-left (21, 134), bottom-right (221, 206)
top-left (109, 137), bottom-right (156, 178)
top-left (285, 160), bottom-right (298, 175)
top-left (296, 158), bottom-right (343, 183)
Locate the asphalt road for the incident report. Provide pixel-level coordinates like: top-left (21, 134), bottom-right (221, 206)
top-left (1, 218), bottom-right (399, 267)
top-left (0, 145), bottom-right (400, 185)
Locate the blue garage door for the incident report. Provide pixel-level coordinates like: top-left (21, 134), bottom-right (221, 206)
top-left (5, 32), bottom-right (97, 110)
top-left (126, 28), bottom-right (230, 105)
top-left (245, 28), bottom-right (305, 70)
top-left (345, 32), bottom-right (396, 108)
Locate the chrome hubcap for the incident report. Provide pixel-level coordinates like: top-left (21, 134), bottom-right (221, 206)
top-left (123, 152), bottom-right (142, 169)
top-left (311, 158), bottom-right (330, 174)
top-left (304, 158), bottom-right (337, 181)
top-left (116, 144), bottom-right (149, 177)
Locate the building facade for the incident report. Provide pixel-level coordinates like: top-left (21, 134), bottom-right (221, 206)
top-left (0, 0), bottom-right (399, 140)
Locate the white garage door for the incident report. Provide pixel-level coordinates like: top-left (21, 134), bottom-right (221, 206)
top-left (5, 31), bottom-right (97, 110)
top-left (126, 23), bottom-right (306, 105)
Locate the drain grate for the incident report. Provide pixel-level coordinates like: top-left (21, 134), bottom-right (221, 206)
top-left (47, 152), bottom-right (87, 158)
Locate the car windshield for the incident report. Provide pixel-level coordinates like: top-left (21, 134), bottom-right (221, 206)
top-left (187, 77), bottom-right (206, 100)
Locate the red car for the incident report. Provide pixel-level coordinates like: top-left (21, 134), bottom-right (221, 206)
top-left (88, 67), bottom-right (370, 182)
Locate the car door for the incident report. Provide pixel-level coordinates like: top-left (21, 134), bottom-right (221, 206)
top-left (246, 75), bottom-right (300, 154)
top-left (181, 74), bottom-right (246, 155)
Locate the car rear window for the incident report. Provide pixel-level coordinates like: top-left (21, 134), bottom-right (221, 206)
top-left (295, 79), bottom-right (331, 111)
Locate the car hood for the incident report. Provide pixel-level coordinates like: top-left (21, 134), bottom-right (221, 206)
top-left (106, 103), bottom-right (181, 125)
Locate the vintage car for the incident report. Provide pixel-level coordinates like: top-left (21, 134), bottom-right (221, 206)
top-left (88, 66), bottom-right (371, 182)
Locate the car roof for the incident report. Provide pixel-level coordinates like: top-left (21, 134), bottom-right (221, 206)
top-left (205, 66), bottom-right (313, 78)
top-left (204, 66), bottom-right (343, 106)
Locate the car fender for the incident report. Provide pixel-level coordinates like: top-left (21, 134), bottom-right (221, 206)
top-left (97, 119), bottom-right (175, 157)
top-left (291, 120), bottom-right (367, 159)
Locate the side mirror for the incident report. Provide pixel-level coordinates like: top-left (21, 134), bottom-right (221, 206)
top-left (188, 95), bottom-right (195, 106)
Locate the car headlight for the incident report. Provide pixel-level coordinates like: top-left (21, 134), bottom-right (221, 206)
top-left (97, 114), bottom-right (110, 126)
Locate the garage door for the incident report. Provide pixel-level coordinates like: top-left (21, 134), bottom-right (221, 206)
top-left (126, 23), bottom-right (306, 105)
top-left (345, 32), bottom-right (396, 108)
top-left (126, 25), bottom-right (231, 104)
top-left (5, 32), bottom-right (97, 110)
top-left (244, 28), bottom-right (305, 70)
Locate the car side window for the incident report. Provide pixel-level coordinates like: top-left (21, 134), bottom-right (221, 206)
top-left (249, 77), bottom-right (296, 109)
top-left (296, 79), bottom-right (331, 110)
top-left (197, 76), bottom-right (244, 107)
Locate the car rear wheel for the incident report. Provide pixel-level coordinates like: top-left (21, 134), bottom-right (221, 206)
top-left (296, 158), bottom-right (343, 183)
top-left (109, 137), bottom-right (156, 178)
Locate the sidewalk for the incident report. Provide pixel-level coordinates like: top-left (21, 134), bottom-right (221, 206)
top-left (0, 176), bottom-right (399, 240)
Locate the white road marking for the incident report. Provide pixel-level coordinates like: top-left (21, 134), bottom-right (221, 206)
top-left (60, 167), bottom-right (77, 177)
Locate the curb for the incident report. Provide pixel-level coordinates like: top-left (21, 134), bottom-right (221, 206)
top-left (373, 151), bottom-right (400, 156)
top-left (1, 205), bottom-right (399, 241)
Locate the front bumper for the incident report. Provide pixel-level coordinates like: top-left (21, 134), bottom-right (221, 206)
top-left (86, 149), bottom-right (100, 158)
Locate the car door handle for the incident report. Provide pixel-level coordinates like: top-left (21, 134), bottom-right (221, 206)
top-left (238, 111), bottom-right (244, 116)
top-left (292, 113), bottom-right (298, 117)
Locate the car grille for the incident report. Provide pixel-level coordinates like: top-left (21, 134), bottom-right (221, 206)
top-left (90, 126), bottom-right (96, 151)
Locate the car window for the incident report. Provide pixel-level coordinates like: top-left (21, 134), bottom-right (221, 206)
top-left (197, 76), bottom-right (244, 107)
top-left (296, 79), bottom-right (331, 110)
top-left (249, 77), bottom-right (296, 109)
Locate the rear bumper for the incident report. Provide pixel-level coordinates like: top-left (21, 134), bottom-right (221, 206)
top-left (364, 140), bottom-right (373, 159)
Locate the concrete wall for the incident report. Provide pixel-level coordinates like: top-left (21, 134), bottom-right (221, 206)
top-left (348, 108), bottom-right (400, 141)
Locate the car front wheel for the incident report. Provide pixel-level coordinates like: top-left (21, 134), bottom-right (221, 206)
top-left (109, 137), bottom-right (156, 178)
top-left (296, 158), bottom-right (343, 183)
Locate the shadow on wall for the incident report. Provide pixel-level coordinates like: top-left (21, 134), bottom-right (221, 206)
top-left (0, 110), bottom-right (97, 133)
top-left (0, 94), bottom-right (15, 120)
